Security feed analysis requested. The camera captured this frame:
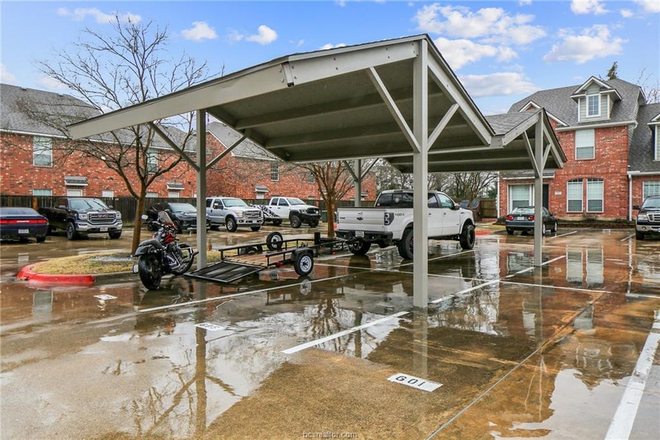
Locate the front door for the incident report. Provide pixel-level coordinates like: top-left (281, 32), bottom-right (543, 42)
top-left (543, 184), bottom-right (549, 210)
top-left (427, 193), bottom-right (443, 237)
top-left (438, 193), bottom-right (460, 236)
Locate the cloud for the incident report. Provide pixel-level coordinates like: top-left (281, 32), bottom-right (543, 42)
top-left (336, 0), bottom-right (347, 6)
top-left (620, 9), bottom-right (634, 18)
top-left (246, 25), bottom-right (278, 45)
top-left (231, 25), bottom-right (278, 45)
top-left (290, 39), bottom-right (305, 47)
top-left (0, 64), bottom-right (17, 84)
top-left (435, 37), bottom-right (517, 70)
top-left (543, 24), bottom-right (625, 64)
top-left (459, 72), bottom-right (537, 97)
top-left (57, 7), bottom-right (141, 24)
top-left (320, 43), bottom-right (347, 50)
top-left (182, 22), bottom-right (218, 41)
top-left (37, 76), bottom-right (68, 91)
top-left (518, 0), bottom-right (532, 5)
top-left (414, 3), bottom-right (545, 45)
top-left (634, 0), bottom-right (660, 13)
top-left (570, 0), bottom-right (609, 15)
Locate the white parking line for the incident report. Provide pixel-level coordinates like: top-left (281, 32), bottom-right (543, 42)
top-left (430, 279), bottom-right (501, 304)
top-left (282, 311), bottom-right (409, 354)
top-left (547, 230), bottom-right (577, 240)
top-left (505, 255), bottom-right (566, 278)
top-left (620, 233), bottom-right (635, 242)
top-left (605, 310), bottom-right (660, 440)
top-left (626, 292), bottom-right (660, 300)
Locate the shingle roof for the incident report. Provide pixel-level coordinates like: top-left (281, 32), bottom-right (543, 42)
top-left (485, 111), bottom-right (537, 135)
top-left (0, 83), bottom-right (192, 150)
top-left (509, 78), bottom-right (642, 127)
top-left (207, 121), bottom-right (277, 161)
top-left (629, 103), bottom-right (660, 173)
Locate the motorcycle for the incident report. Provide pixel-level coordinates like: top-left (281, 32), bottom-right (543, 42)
top-left (134, 211), bottom-right (197, 290)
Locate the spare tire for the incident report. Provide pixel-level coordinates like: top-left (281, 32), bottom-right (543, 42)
top-left (266, 231), bottom-right (284, 251)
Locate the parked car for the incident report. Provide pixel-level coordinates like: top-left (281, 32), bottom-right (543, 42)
top-left (0, 207), bottom-right (49, 242)
top-left (146, 202), bottom-right (210, 233)
top-left (634, 195), bottom-right (660, 240)
top-left (266, 197), bottom-right (321, 228)
top-left (335, 190), bottom-right (475, 260)
top-left (39, 198), bottom-right (122, 240)
top-left (206, 197), bottom-right (264, 232)
top-left (504, 206), bottom-right (557, 235)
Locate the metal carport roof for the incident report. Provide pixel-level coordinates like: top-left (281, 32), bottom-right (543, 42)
top-left (68, 34), bottom-right (565, 308)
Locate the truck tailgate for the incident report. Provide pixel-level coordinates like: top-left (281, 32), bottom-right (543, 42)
top-left (337, 208), bottom-right (385, 232)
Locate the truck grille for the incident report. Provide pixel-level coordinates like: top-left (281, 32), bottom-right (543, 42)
top-left (245, 210), bottom-right (261, 220)
top-left (89, 213), bottom-right (116, 224)
top-left (307, 207), bottom-right (319, 215)
top-left (650, 214), bottom-right (660, 223)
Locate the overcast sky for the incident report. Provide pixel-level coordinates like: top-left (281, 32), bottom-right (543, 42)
top-left (1, 1), bottom-right (658, 115)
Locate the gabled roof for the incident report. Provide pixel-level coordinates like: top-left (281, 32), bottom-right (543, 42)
top-left (571, 76), bottom-right (622, 101)
top-left (630, 102), bottom-right (660, 173)
top-left (509, 78), bottom-right (642, 128)
top-left (207, 121), bottom-right (277, 161)
top-left (518, 100), bottom-right (568, 127)
top-left (650, 112), bottom-right (660, 124)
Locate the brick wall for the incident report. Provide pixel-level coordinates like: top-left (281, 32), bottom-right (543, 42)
top-left (499, 125), bottom-right (630, 220)
top-left (0, 131), bottom-right (376, 202)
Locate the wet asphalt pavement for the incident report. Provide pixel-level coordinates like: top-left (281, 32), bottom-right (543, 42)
top-left (1, 226), bottom-right (659, 439)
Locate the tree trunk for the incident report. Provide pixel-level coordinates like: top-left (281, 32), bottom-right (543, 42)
top-left (326, 199), bottom-right (335, 238)
top-left (131, 187), bottom-right (147, 254)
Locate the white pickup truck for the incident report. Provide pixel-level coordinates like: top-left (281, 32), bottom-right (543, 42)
top-left (335, 190), bottom-right (475, 260)
top-left (265, 197), bottom-right (321, 228)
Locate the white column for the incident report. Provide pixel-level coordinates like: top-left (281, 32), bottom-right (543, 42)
top-left (413, 39), bottom-right (429, 308)
top-left (196, 110), bottom-right (207, 270)
top-left (354, 159), bottom-right (362, 208)
top-left (533, 119), bottom-right (543, 267)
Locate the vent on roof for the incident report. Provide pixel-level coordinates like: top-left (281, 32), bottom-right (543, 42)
top-left (20, 87), bottom-right (27, 91)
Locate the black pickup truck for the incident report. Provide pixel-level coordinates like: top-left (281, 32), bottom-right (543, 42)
top-left (39, 197), bottom-right (123, 240)
top-left (634, 195), bottom-right (660, 240)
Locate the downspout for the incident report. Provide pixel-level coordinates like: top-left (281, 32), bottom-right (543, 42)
top-left (627, 172), bottom-right (632, 221)
top-left (496, 172), bottom-right (500, 218)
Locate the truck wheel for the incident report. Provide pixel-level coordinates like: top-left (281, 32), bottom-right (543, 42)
top-left (506, 228), bottom-right (514, 235)
top-left (66, 222), bottom-right (78, 240)
top-left (108, 231), bottom-right (122, 239)
top-left (397, 229), bottom-right (414, 260)
top-left (36, 235), bottom-right (46, 243)
top-left (348, 239), bottom-right (371, 256)
top-left (460, 223), bottom-right (476, 250)
top-left (273, 220), bottom-right (283, 226)
top-left (290, 214), bottom-right (302, 228)
top-left (250, 226), bottom-right (261, 232)
top-left (636, 231), bottom-right (645, 240)
top-left (226, 217), bottom-right (238, 232)
top-left (294, 253), bottom-right (314, 277)
top-left (308, 220), bottom-right (319, 228)
top-left (266, 232), bottom-right (284, 251)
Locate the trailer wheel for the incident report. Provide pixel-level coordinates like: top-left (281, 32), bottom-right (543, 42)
top-left (266, 232), bottom-right (284, 251)
top-left (294, 252), bottom-right (314, 276)
top-left (348, 239), bottom-right (371, 256)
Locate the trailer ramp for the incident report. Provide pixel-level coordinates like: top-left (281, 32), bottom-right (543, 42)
top-left (185, 261), bottom-right (263, 284)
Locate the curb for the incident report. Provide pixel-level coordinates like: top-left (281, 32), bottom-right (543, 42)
top-left (16, 263), bottom-right (137, 286)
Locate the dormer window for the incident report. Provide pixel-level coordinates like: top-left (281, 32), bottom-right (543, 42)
top-left (587, 94), bottom-right (600, 117)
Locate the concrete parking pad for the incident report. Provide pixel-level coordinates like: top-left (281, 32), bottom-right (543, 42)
top-left (1, 228), bottom-right (659, 439)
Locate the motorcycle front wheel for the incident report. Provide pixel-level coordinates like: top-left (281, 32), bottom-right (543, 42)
top-left (139, 254), bottom-right (163, 290)
top-left (171, 244), bottom-right (195, 275)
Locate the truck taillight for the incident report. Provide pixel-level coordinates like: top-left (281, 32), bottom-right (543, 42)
top-left (384, 212), bottom-right (394, 225)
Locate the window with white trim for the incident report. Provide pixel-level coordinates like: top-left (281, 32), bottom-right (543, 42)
top-left (102, 190), bottom-right (114, 198)
top-left (575, 129), bottom-right (595, 160)
top-left (586, 179), bottom-right (604, 212)
top-left (270, 162), bottom-right (279, 181)
top-left (146, 192), bottom-right (158, 198)
top-left (67, 189), bottom-right (83, 197)
top-left (146, 150), bottom-right (158, 174)
top-left (168, 191), bottom-right (180, 198)
top-left (32, 189), bottom-right (52, 196)
top-left (587, 94), bottom-right (600, 117)
top-left (567, 179), bottom-right (583, 212)
top-left (33, 136), bottom-right (52, 167)
top-left (643, 181), bottom-right (660, 199)
top-left (509, 185), bottom-right (532, 211)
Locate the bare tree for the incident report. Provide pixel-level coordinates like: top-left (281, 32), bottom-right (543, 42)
top-left (16, 17), bottom-right (210, 253)
top-left (299, 161), bottom-right (354, 237)
top-left (448, 172), bottom-right (498, 205)
top-left (374, 160), bottom-right (448, 193)
top-left (637, 68), bottom-right (660, 104)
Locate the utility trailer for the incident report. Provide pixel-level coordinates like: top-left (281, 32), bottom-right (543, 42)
top-left (185, 232), bottom-right (345, 284)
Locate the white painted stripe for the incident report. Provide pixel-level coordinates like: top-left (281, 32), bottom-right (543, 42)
top-left (620, 233), bottom-right (635, 242)
top-left (430, 279), bottom-right (500, 303)
top-left (626, 292), bottom-right (660, 300)
top-left (499, 280), bottom-right (610, 294)
top-left (604, 310), bottom-right (660, 440)
top-left (282, 311), bottom-right (408, 354)
top-left (139, 273), bottom-right (352, 313)
top-left (506, 255), bottom-right (566, 278)
top-left (548, 230), bottom-right (577, 240)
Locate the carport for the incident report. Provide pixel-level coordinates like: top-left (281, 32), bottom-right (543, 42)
top-left (68, 34), bottom-right (565, 308)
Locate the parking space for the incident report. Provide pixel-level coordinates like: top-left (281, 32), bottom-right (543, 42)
top-left (1, 228), bottom-right (659, 439)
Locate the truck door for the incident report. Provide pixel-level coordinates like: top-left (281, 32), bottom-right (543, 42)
top-left (217, 199), bottom-right (228, 222)
top-left (428, 193), bottom-right (443, 237)
top-left (207, 198), bottom-right (220, 224)
top-left (278, 198), bottom-right (290, 218)
top-left (438, 193), bottom-right (460, 236)
top-left (55, 198), bottom-right (68, 228)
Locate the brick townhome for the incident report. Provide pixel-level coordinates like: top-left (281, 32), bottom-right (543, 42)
top-left (0, 84), bottom-right (374, 202)
top-left (498, 76), bottom-right (660, 221)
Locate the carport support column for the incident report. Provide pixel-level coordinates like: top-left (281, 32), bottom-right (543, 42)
top-left (533, 119), bottom-right (544, 267)
top-left (413, 39), bottom-right (429, 308)
top-left (196, 110), bottom-right (207, 270)
top-left (354, 159), bottom-right (362, 207)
